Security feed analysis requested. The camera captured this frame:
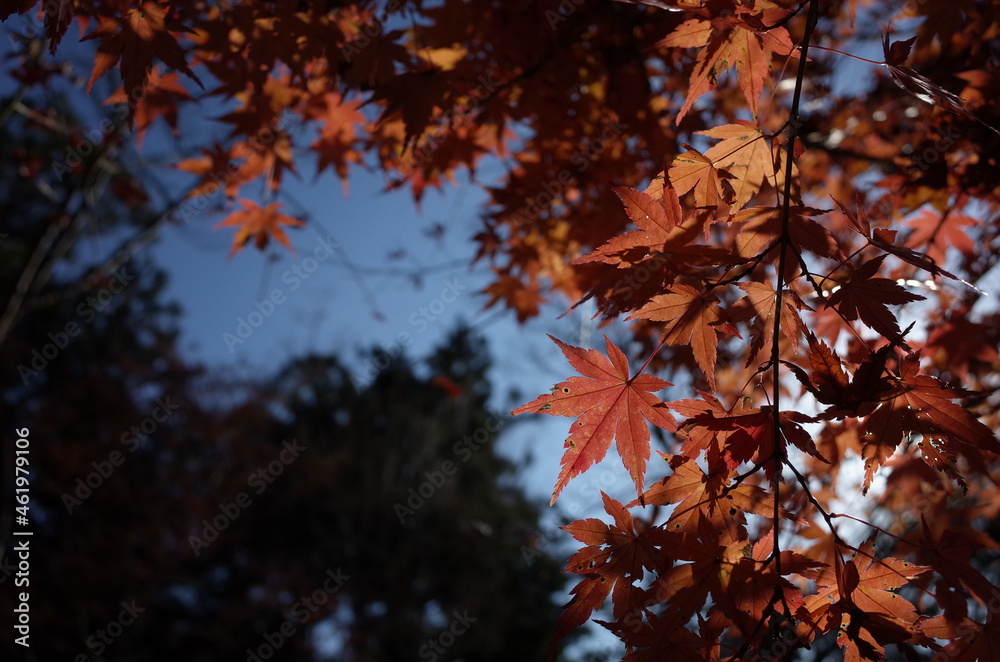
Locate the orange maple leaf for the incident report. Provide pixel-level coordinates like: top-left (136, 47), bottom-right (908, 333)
top-left (213, 200), bottom-right (303, 257)
top-left (105, 68), bottom-right (192, 147)
top-left (657, 3), bottom-right (794, 123)
top-left (698, 122), bottom-right (776, 211)
top-left (668, 144), bottom-right (735, 210)
top-left (512, 336), bottom-right (676, 504)
top-left (626, 283), bottom-right (724, 389)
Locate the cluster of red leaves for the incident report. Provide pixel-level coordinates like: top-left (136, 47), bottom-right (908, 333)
top-left (7, 0), bottom-right (1000, 659)
top-left (510, 3), bottom-right (1000, 661)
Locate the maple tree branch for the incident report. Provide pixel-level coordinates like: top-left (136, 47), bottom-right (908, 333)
top-left (782, 452), bottom-right (845, 547)
top-left (767, 0), bottom-right (821, 603)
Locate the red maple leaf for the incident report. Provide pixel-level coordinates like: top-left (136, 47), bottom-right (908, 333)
top-left (826, 255), bottom-right (924, 344)
top-left (555, 493), bottom-right (676, 658)
top-left (855, 354), bottom-right (1000, 492)
top-left (512, 336), bottom-right (676, 503)
top-left (213, 200), bottom-right (304, 257)
top-left (626, 283), bottom-right (726, 389)
top-left (83, 3), bottom-right (202, 112)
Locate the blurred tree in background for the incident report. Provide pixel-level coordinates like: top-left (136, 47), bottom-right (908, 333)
top-left (0, 92), bottom-right (573, 662)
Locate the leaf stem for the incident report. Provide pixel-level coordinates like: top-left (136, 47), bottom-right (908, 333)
top-left (808, 44), bottom-right (885, 66)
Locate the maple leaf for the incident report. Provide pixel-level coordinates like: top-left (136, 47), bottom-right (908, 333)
top-left (881, 32), bottom-right (978, 122)
top-left (598, 609), bottom-right (710, 662)
top-left (668, 393), bottom-right (826, 474)
top-left (575, 186), bottom-right (682, 262)
top-left (482, 272), bottom-right (544, 323)
top-left (856, 355), bottom-right (1000, 492)
top-left (626, 283), bottom-right (724, 389)
top-left (699, 122), bottom-right (776, 211)
top-left (175, 143), bottom-right (244, 199)
top-left (831, 541), bottom-right (930, 660)
top-left (105, 68), bottom-right (192, 147)
top-left (83, 3), bottom-right (202, 113)
top-left (729, 205), bottom-right (841, 261)
top-left (657, 3), bottom-right (794, 122)
top-left (576, 184), bottom-right (737, 271)
top-left (668, 145), bottom-right (735, 209)
top-left (904, 208), bottom-right (977, 263)
top-left (826, 255), bottom-right (924, 345)
top-left (370, 69), bottom-right (452, 147)
top-left (307, 92), bottom-right (367, 190)
top-left (550, 575), bottom-right (612, 660)
top-left (554, 493), bottom-right (673, 658)
top-left (512, 336), bottom-right (676, 504)
top-left (727, 281), bottom-right (810, 367)
top-left (786, 330), bottom-right (852, 406)
top-left (832, 195), bottom-right (962, 282)
top-left (42, 0), bottom-right (74, 54)
top-left (914, 517), bottom-right (997, 607)
top-left (213, 200), bottom-right (304, 257)
top-left (630, 453), bottom-right (801, 540)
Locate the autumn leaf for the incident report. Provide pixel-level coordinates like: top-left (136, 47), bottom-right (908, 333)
top-left (729, 205), bottom-right (840, 261)
top-left (728, 281), bottom-right (810, 366)
top-left (307, 92), bottom-right (367, 190)
top-left (213, 200), bottom-right (304, 257)
top-left (576, 184), bottom-right (737, 270)
top-left (631, 453), bottom-right (801, 539)
top-left (833, 195), bottom-right (963, 282)
top-left (856, 355), bottom-right (1000, 492)
top-left (904, 208), bottom-right (977, 263)
top-left (105, 68), bottom-right (192, 146)
top-left (832, 541), bottom-right (930, 658)
top-left (657, 4), bottom-right (794, 122)
top-left (699, 122), bottom-right (776, 211)
top-left (175, 143), bottom-right (243, 199)
top-left (553, 492), bottom-right (675, 658)
top-left (626, 283), bottom-right (724, 389)
top-left (881, 31), bottom-right (970, 117)
top-left (667, 392), bottom-right (825, 474)
top-left (786, 330), bottom-right (851, 406)
top-left (512, 336), bottom-right (676, 504)
top-left (83, 3), bottom-right (202, 112)
top-left (370, 69), bottom-right (452, 147)
top-left (826, 255), bottom-right (924, 344)
top-left (668, 145), bottom-right (735, 209)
